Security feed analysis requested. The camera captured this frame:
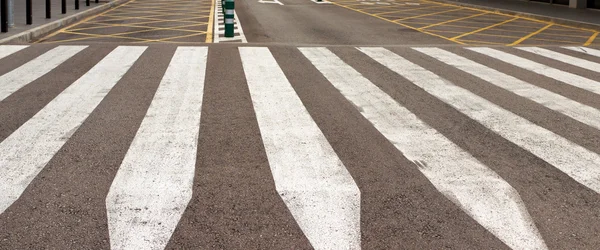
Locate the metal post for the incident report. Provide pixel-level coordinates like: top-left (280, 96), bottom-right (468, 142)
top-left (224, 0), bottom-right (234, 38)
top-left (62, 0), bottom-right (67, 14)
top-left (7, 0), bottom-right (12, 27)
top-left (96, 0), bottom-right (98, 3)
top-left (1, 0), bottom-right (7, 32)
top-left (75, 0), bottom-right (79, 10)
top-left (46, 0), bottom-right (51, 19)
top-left (86, 0), bottom-right (90, 6)
top-left (26, 0), bottom-right (32, 24)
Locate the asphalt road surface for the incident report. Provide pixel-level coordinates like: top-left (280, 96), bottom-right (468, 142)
top-left (2, 0), bottom-right (600, 249)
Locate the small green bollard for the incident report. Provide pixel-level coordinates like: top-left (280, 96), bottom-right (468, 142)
top-left (224, 0), bottom-right (235, 38)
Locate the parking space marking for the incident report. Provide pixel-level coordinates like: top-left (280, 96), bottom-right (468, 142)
top-left (330, 0), bottom-right (599, 46)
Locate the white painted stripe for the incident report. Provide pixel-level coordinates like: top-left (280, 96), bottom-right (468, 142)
top-left (239, 47), bottom-right (360, 250)
top-left (415, 47), bottom-right (600, 131)
top-left (0, 46), bottom-right (87, 102)
top-left (0, 45), bottom-right (28, 60)
top-left (300, 47), bottom-right (547, 250)
top-left (468, 47), bottom-right (600, 95)
top-left (563, 46), bottom-right (600, 58)
top-left (518, 47), bottom-right (600, 73)
top-left (106, 47), bottom-right (207, 250)
top-left (0, 46), bottom-right (146, 214)
top-left (361, 47), bottom-right (600, 201)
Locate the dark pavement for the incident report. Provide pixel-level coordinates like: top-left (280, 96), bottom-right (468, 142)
top-left (1, 0), bottom-right (600, 249)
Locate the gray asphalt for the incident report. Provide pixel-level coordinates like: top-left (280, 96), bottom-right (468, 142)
top-left (0, 44), bottom-right (599, 249)
top-left (2, 0), bottom-right (600, 249)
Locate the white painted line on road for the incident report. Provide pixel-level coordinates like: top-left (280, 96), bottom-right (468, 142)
top-left (0, 46), bottom-right (146, 214)
top-left (239, 47), bottom-right (361, 250)
top-left (468, 48), bottom-right (600, 95)
top-left (0, 45), bottom-right (28, 60)
top-left (311, 0), bottom-right (332, 4)
top-left (563, 46), bottom-right (600, 58)
top-left (416, 47), bottom-right (600, 131)
top-left (0, 46), bottom-right (87, 102)
top-left (106, 47), bottom-right (207, 250)
top-left (259, 0), bottom-right (284, 5)
top-left (362, 47), bottom-right (600, 203)
top-left (301, 47), bottom-right (546, 250)
top-left (518, 47), bottom-right (600, 74)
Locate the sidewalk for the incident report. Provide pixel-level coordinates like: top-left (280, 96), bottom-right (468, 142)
top-left (0, 0), bottom-right (124, 43)
top-left (439, 0), bottom-right (600, 29)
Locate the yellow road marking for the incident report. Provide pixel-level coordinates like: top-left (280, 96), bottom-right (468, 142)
top-left (108, 9), bottom-right (209, 17)
top-left (394, 7), bottom-right (464, 21)
top-left (585, 32), bottom-right (599, 46)
top-left (456, 39), bottom-right (504, 45)
top-left (373, 5), bottom-right (445, 16)
top-left (510, 23), bottom-right (553, 46)
top-left (206, 0), bottom-right (214, 43)
top-left (72, 16), bottom-right (208, 32)
top-left (99, 14), bottom-right (209, 24)
top-left (451, 17), bottom-right (517, 40)
top-left (35, 0), bottom-right (135, 43)
top-left (417, 12), bottom-right (487, 30)
top-left (330, 1), bottom-right (465, 45)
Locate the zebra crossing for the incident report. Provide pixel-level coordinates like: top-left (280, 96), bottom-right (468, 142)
top-left (0, 44), bottom-right (600, 249)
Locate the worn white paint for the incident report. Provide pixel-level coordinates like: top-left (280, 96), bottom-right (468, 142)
top-left (105, 47), bottom-right (207, 250)
top-left (415, 47), bottom-right (600, 131)
top-left (563, 46), bottom-right (600, 58)
top-left (468, 47), bottom-right (600, 95)
top-left (300, 47), bottom-right (547, 250)
top-left (518, 47), bottom-right (600, 73)
top-left (361, 46), bottom-right (600, 200)
top-left (239, 47), bottom-right (361, 250)
top-left (0, 46), bottom-right (87, 102)
top-left (0, 45), bottom-right (27, 60)
top-left (0, 46), bottom-right (146, 214)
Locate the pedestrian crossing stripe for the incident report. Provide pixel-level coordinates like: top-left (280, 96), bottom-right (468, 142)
top-left (0, 45), bottom-right (599, 249)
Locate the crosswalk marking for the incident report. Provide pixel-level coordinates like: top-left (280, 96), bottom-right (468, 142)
top-left (563, 46), bottom-right (600, 58)
top-left (301, 47), bottom-right (547, 250)
top-left (0, 46), bottom-right (87, 102)
top-left (106, 47), bottom-right (207, 250)
top-left (361, 47), bottom-right (600, 195)
top-left (0, 45), bottom-right (28, 60)
top-left (416, 47), bottom-right (600, 131)
top-left (0, 46), bottom-right (146, 214)
top-left (518, 47), bottom-right (600, 74)
top-left (239, 47), bottom-right (361, 250)
top-left (2, 45), bottom-right (600, 248)
top-left (468, 47), bottom-right (600, 95)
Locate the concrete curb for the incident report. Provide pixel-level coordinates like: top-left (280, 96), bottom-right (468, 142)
top-left (431, 0), bottom-right (600, 31)
top-left (0, 0), bottom-right (131, 44)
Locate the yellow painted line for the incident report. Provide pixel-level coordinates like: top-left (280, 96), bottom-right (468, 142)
top-left (88, 16), bottom-right (209, 29)
top-left (456, 39), bottom-right (505, 45)
top-left (417, 12), bottom-right (487, 30)
top-left (330, 1), bottom-right (465, 45)
top-left (510, 23), bottom-right (553, 46)
top-left (206, 0), bottom-right (214, 43)
top-left (35, 0), bottom-right (136, 43)
top-left (393, 7), bottom-right (464, 21)
top-left (98, 14), bottom-right (208, 24)
top-left (133, 32), bottom-right (205, 43)
top-left (451, 17), bottom-right (518, 40)
top-left (108, 9), bottom-right (209, 17)
top-left (96, 13), bottom-right (174, 22)
top-left (373, 5), bottom-right (445, 16)
top-left (585, 32), bottom-right (599, 46)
